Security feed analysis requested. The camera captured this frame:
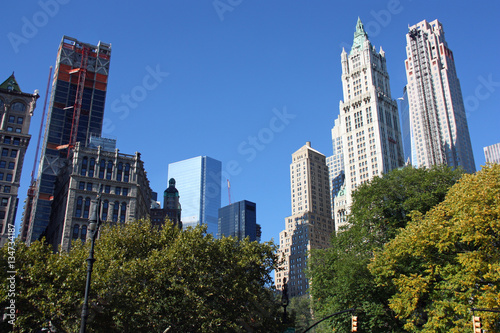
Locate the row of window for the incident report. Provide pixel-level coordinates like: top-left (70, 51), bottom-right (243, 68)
top-left (3, 136), bottom-right (21, 145)
top-left (78, 181), bottom-right (129, 196)
top-left (0, 160), bottom-right (15, 169)
top-left (0, 173), bottom-right (13, 181)
top-left (81, 157), bottom-right (131, 182)
top-left (2, 148), bottom-right (18, 158)
top-left (74, 196), bottom-right (127, 223)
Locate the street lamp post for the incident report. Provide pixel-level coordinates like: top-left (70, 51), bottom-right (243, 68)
top-left (281, 277), bottom-right (289, 324)
top-left (79, 194), bottom-right (101, 333)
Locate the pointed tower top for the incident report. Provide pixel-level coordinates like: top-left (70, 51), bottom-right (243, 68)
top-left (0, 73), bottom-right (22, 92)
top-left (351, 17), bottom-right (369, 54)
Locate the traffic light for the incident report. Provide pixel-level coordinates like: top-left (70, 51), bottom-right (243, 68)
top-left (472, 315), bottom-right (481, 333)
top-left (351, 315), bottom-right (358, 332)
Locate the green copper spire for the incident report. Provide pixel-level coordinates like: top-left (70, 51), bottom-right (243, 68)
top-left (351, 17), bottom-right (369, 54)
top-left (0, 73), bottom-right (21, 92)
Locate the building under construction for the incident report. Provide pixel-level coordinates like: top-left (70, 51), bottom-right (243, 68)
top-left (22, 36), bottom-right (111, 244)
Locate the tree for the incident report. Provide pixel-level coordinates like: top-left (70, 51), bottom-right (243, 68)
top-left (369, 164), bottom-right (500, 332)
top-left (308, 165), bottom-right (463, 332)
top-left (0, 220), bottom-right (286, 332)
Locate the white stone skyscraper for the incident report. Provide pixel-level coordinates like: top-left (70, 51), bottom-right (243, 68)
top-left (333, 18), bottom-right (404, 230)
top-left (404, 19), bottom-right (475, 173)
top-left (484, 142), bottom-right (500, 164)
top-left (275, 142), bottom-right (334, 297)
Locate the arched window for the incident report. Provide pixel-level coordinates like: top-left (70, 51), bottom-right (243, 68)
top-left (72, 224), bottom-right (80, 239)
top-left (80, 225), bottom-right (87, 241)
top-left (106, 161), bottom-right (113, 180)
top-left (102, 200), bottom-right (109, 221)
top-left (112, 201), bottom-right (119, 222)
top-left (99, 160), bottom-right (105, 179)
top-left (120, 202), bottom-right (127, 223)
top-left (88, 158), bottom-right (95, 177)
top-left (83, 197), bottom-right (91, 219)
top-left (124, 163), bottom-right (130, 182)
top-left (116, 162), bottom-right (123, 181)
top-left (75, 197), bottom-right (83, 218)
top-left (81, 157), bottom-right (88, 176)
top-left (11, 102), bottom-right (26, 112)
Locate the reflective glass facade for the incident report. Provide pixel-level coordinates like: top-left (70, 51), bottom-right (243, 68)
top-left (167, 156), bottom-right (221, 236)
top-left (218, 200), bottom-right (257, 241)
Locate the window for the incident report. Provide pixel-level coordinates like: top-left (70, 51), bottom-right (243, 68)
top-left (7, 127), bottom-right (13, 132)
top-left (3, 137), bottom-right (11, 144)
top-left (86, 182), bottom-right (93, 191)
top-left (17, 117), bottom-right (23, 124)
top-left (0, 211), bottom-right (5, 219)
top-left (122, 188), bottom-right (128, 196)
top-left (80, 225), bottom-right (87, 241)
top-left (83, 197), bottom-right (91, 219)
top-left (115, 187), bottom-right (121, 195)
top-left (73, 224), bottom-right (80, 240)
top-left (75, 197), bottom-right (83, 217)
top-left (81, 157), bottom-right (88, 176)
top-left (79, 181), bottom-right (85, 190)
top-left (104, 185), bottom-right (111, 194)
top-left (106, 161), bottom-right (113, 180)
top-left (124, 163), bottom-right (130, 182)
top-left (88, 158), bottom-right (95, 177)
top-left (8, 116), bottom-right (15, 123)
top-left (11, 102), bottom-right (26, 111)
top-left (99, 160), bottom-right (105, 179)
top-left (0, 161), bottom-right (6, 168)
top-left (102, 200), bottom-right (109, 221)
top-left (0, 173), bottom-right (3, 181)
top-left (112, 201), bottom-right (119, 222)
top-left (1, 198), bottom-right (8, 206)
top-left (2, 149), bottom-right (8, 157)
top-left (4, 186), bottom-right (10, 193)
top-left (13, 138), bottom-right (20, 146)
top-left (116, 162), bottom-right (123, 181)
top-left (120, 202), bottom-right (127, 223)
top-left (10, 150), bottom-right (17, 158)
top-left (8, 162), bottom-right (15, 170)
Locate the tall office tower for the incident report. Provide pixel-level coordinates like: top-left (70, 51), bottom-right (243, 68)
top-left (405, 19), bottom-right (475, 173)
top-left (399, 86), bottom-right (414, 164)
top-left (218, 200), bottom-right (257, 241)
top-left (334, 18), bottom-right (404, 230)
top-left (0, 74), bottom-right (38, 247)
top-left (25, 36), bottom-right (111, 244)
top-left (167, 156), bottom-right (221, 236)
top-left (484, 143), bottom-right (500, 164)
top-left (275, 142), bottom-right (334, 297)
top-left (43, 138), bottom-right (152, 251)
top-left (326, 118), bottom-right (345, 219)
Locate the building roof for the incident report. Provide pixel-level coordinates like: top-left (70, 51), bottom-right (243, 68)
top-left (351, 17), bottom-right (369, 54)
top-left (0, 73), bottom-right (21, 92)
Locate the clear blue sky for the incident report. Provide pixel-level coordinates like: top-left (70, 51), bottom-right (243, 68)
top-left (3, 0), bottom-right (499, 244)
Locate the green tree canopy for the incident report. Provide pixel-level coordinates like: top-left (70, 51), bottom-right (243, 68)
top-left (369, 164), bottom-right (500, 332)
top-left (309, 165), bottom-right (463, 332)
top-left (1, 220), bottom-right (286, 332)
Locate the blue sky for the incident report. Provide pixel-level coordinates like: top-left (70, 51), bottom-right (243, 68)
top-left (3, 0), bottom-right (499, 244)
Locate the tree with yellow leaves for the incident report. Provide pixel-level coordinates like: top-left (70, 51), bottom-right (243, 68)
top-left (370, 164), bottom-right (500, 332)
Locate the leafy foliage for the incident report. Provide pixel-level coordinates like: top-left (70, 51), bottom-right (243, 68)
top-left (369, 164), bottom-right (500, 332)
top-left (1, 220), bottom-right (285, 332)
top-left (308, 165), bottom-right (463, 332)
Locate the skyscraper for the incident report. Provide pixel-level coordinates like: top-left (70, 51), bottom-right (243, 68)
top-left (0, 74), bottom-right (39, 247)
top-left (484, 143), bottom-right (500, 164)
top-left (218, 200), bottom-right (257, 241)
top-left (333, 18), bottom-right (404, 230)
top-left (167, 156), bottom-right (221, 236)
top-left (404, 19), bottom-right (475, 173)
top-left (24, 36), bottom-right (111, 244)
top-left (275, 142), bottom-right (334, 297)
top-left (326, 117), bottom-right (345, 218)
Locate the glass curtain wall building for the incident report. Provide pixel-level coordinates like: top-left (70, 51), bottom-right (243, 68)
top-left (167, 156), bottom-right (221, 236)
top-left (218, 200), bottom-right (257, 241)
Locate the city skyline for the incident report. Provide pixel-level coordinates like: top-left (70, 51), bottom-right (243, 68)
top-left (3, 1), bottom-right (499, 245)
